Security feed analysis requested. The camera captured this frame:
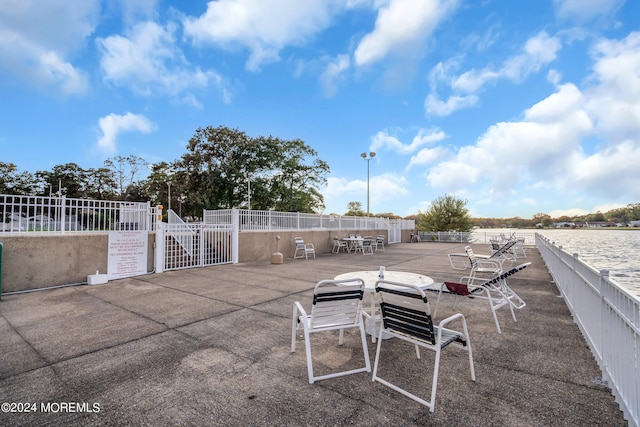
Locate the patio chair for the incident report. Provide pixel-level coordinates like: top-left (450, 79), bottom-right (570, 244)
top-left (332, 236), bottom-right (348, 253)
top-left (362, 237), bottom-right (374, 255)
top-left (484, 239), bottom-right (518, 268)
top-left (512, 237), bottom-right (527, 258)
top-left (294, 237), bottom-right (315, 259)
top-left (375, 235), bottom-right (385, 251)
top-left (291, 279), bottom-right (371, 384)
top-left (464, 246), bottom-right (502, 283)
top-left (372, 280), bottom-right (475, 412)
top-left (433, 262), bottom-right (530, 334)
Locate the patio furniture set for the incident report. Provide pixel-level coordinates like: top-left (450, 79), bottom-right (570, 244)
top-left (290, 240), bottom-right (529, 413)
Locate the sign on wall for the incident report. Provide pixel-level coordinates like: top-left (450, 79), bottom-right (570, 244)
top-left (107, 231), bottom-right (148, 279)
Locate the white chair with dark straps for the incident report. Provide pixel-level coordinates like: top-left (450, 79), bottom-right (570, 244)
top-left (291, 278), bottom-right (371, 384)
top-left (372, 280), bottom-right (475, 412)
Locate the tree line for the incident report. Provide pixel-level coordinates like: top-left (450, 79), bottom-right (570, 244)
top-left (0, 126), bottom-right (329, 219)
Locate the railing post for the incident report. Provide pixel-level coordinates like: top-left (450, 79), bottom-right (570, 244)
top-left (155, 222), bottom-right (165, 274)
top-left (231, 209), bottom-right (239, 263)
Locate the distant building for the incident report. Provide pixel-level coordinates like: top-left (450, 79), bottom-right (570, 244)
top-left (554, 222), bottom-right (575, 228)
top-left (584, 221), bottom-right (616, 228)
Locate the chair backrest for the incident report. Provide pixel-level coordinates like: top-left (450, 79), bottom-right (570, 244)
top-left (375, 281), bottom-right (436, 345)
top-left (465, 246), bottom-right (478, 267)
top-left (310, 279), bottom-right (365, 328)
top-left (295, 237), bottom-right (305, 248)
top-left (490, 240), bottom-right (516, 258)
top-left (481, 262), bottom-right (531, 286)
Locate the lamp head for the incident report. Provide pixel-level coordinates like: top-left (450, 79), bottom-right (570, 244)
top-left (370, 152), bottom-right (376, 158)
top-left (361, 152), bottom-right (366, 158)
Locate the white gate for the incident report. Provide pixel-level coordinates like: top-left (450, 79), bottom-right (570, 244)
top-left (388, 219), bottom-right (402, 244)
top-left (161, 223), bottom-right (234, 271)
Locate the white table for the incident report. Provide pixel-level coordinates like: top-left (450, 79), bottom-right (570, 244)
top-left (334, 270), bottom-right (434, 341)
top-left (340, 237), bottom-right (363, 252)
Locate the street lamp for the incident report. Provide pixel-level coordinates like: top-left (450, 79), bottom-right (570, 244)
top-left (167, 182), bottom-right (171, 214)
top-left (246, 173), bottom-right (253, 210)
top-left (361, 151), bottom-right (376, 216)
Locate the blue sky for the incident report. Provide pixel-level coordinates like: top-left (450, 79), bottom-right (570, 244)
top-left (1, 0), bottom-right (639, 219)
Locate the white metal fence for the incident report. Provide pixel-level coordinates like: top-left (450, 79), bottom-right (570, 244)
top-left (536, 234), bottom-right (639, 427)
top-left (203, 209), bottom-right (412, 232)
top-left (1, 194), bottom-right (155, 233)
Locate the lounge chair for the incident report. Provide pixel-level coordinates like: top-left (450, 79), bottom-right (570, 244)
top-left (433, 262), bottom-right (530, 334)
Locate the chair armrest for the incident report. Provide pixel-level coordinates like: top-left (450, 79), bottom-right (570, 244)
top-left (474, 258), bottom-right (501, 270)
top-left (437, 312), bottom-right (466, 329)
top-left (448, 253), bottom-right (470, 270)
top-left (293, 301), bottom-right (308, 322)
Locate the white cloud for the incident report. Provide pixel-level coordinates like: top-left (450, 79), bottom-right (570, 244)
top-left (320, 54), bottom-right (351, 97)
top-left (370, 128), bottom-right (446, 154)
top-left (354, 0), bottom-right (459, 66)
top-left (0, 0), bottom-right (98, 95)
top-left (425, 93), bottom-right (479, 116)
top-left (452, 31), bottom-right (562, 93)
top-left (182, 0), bottom-right (336, 72)
top-left (323, 173), bottom-right (408, 214)
top-left (97, 21), bottom-right (229, 103)
top-left (112, 0), bottom-right (158, 24)
top-left (423, 29), bottom-right (640, 212)
top-left (553, 0), bottom-right (624, 23)
top-left (426, 31), bottom-right (561, 117)
top-left (584, 32), bottom-right (640, 142)
top-left (407, 146), bottom-right (448, 169)
top-left (96, 112), bottom-right (156, 153)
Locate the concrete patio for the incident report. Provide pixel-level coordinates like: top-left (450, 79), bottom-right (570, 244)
top-left (0, 242), bottom-right (626, 426)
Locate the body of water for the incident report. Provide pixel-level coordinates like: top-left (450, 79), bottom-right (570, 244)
top-left (473, 228), bottom-right (640, 298)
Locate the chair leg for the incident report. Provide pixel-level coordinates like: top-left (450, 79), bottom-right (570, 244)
top-left (291, 305), bottom-right (301, 352)
top-left (429, 348), bottom-right (442, 413)
top-left (303, 328), bottom-right (315, 384)
top-left (461, 318), bottom-right (476, 382)
top-left (358, 318), bottom-right (372, 373)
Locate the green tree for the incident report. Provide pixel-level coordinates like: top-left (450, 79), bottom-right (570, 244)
top-left (0, 162), bottom-right (37, 195)
top-left (35, 163), bottom-right (87, 198)
top-left (345, 201), bottom-right (365, 216)
top-left (84, 167), bottom-right (118, 200)
top-left (175, 125), bottom-right (329, 216)
top-left (104, 155), bottom-right (149, 200)
top-left (417, 194), bottom-right (474, 232)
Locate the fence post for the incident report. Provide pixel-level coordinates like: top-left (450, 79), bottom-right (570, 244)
top-left (155, 222), bottom-right (165, 274)
top-left (0, 242), bottom-right (3, 300)
top-left (232, 209), bottom-right (239, 263)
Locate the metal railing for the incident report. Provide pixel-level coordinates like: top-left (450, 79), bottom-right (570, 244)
top-left (0, 194), bottom-right (156, 234)
top-left (203, 209), bottom-right (415, 232)
top-left (472, 230), bottom-right (537, 245)
top-left (536, 234), bottom-right (639, 426)
top-left (417, 231), bottom-right (474, 243)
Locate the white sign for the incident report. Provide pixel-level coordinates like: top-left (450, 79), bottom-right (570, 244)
top-left (107, 231), bottom-right (148, 279)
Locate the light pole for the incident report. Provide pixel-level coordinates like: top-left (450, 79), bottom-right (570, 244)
top-left (246, 173), bottom-right (252, 210)
top-left (361, 151), bottom-right (376, 216)
top-left (167, 182), bottom-right (171, 214)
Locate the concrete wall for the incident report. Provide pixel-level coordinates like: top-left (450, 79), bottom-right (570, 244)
top-left (238, 230), bottom-right (391, 262)
top-left (1, 229), bottom-right (413, 293)
top-left (0, 234), bottom-right (155, 293)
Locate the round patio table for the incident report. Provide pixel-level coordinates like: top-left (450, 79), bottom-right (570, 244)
top-left (334, 270), bottom-right (434, 341)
